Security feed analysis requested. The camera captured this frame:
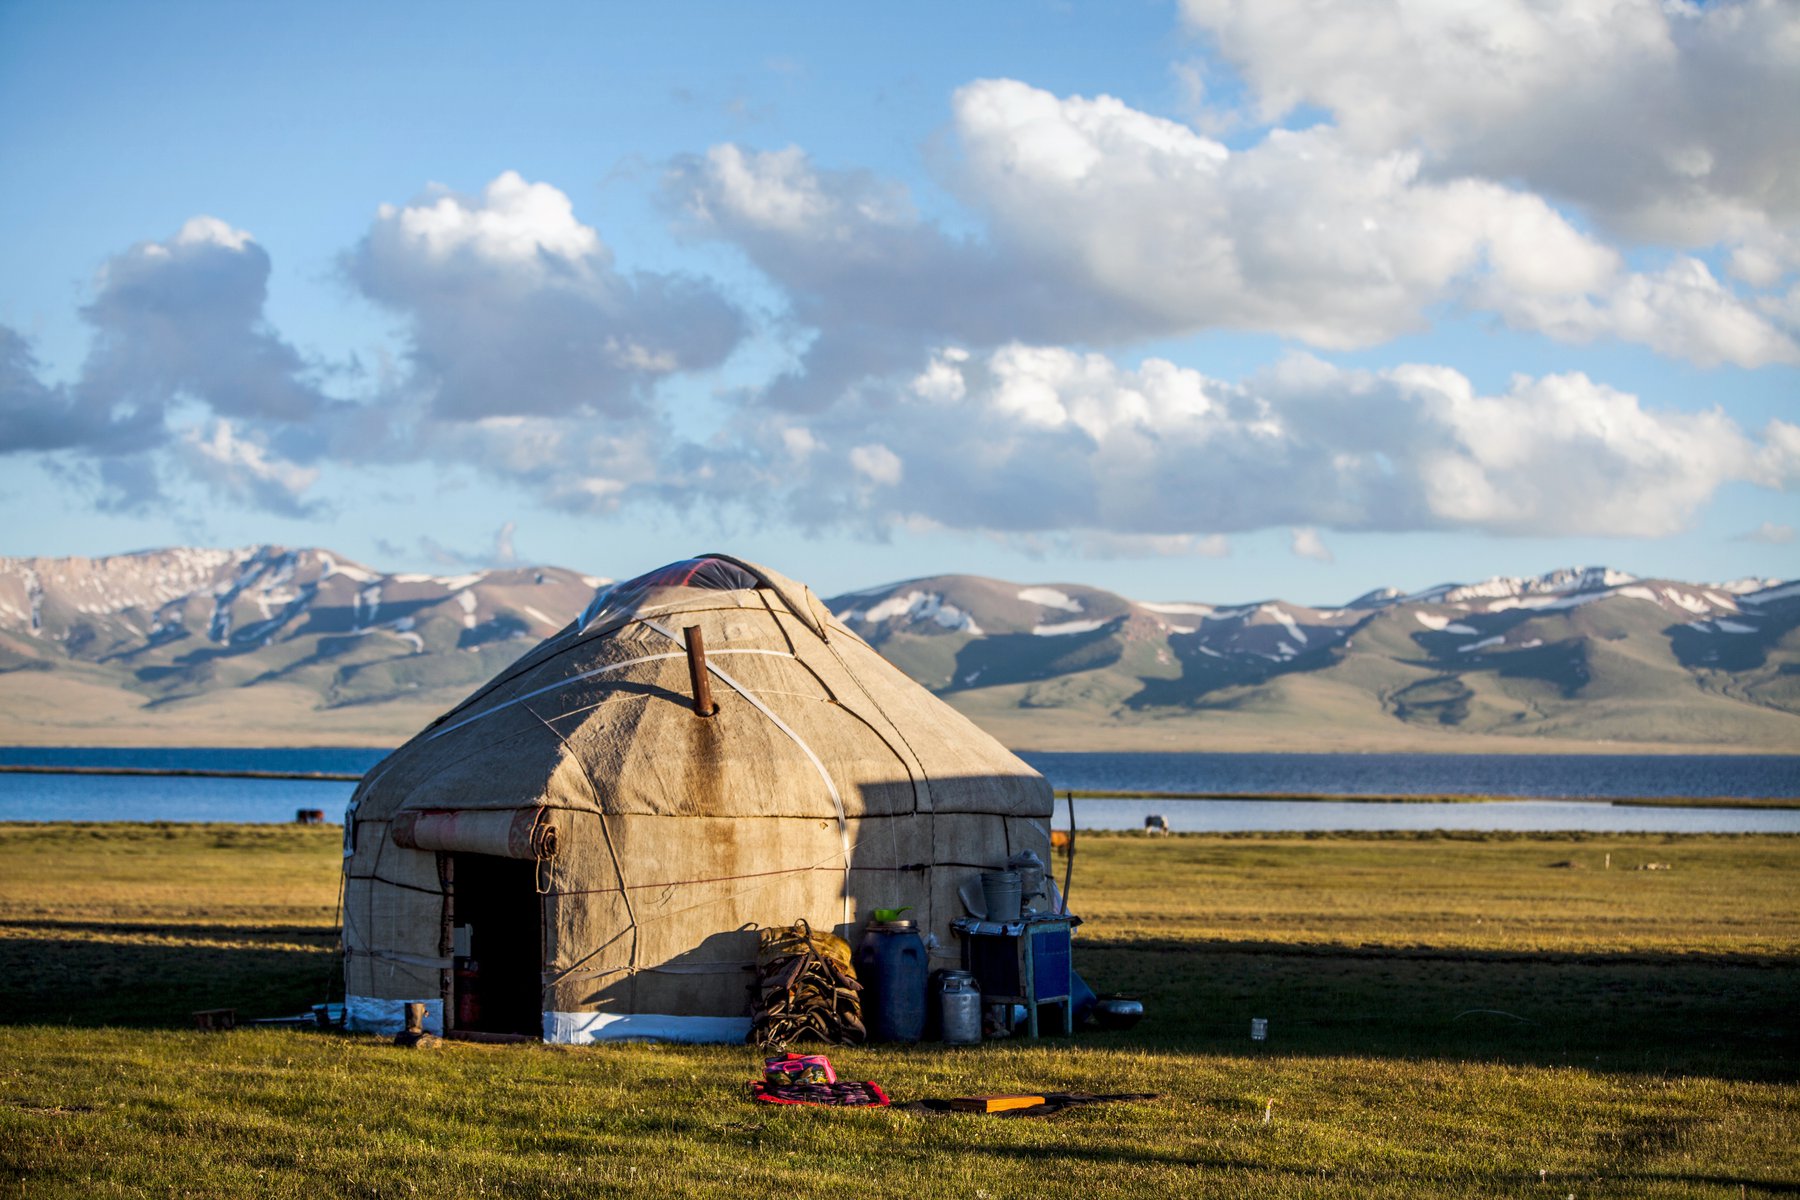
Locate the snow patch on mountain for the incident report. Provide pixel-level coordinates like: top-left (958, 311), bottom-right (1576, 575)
top-left (1138, 601), bottom-right (1214, 616)
top-left (1717, 577), bottom-right (1780, 595)
top-left (355, 584), bottom-right (382, 628)
top-left (1743, 580), bottom-right (1800, 606)
top-left (1661, 588), bottom-right (1712, 615)
top-left (852, 590), bottom-right (984, 635)
top-left (1413, 566), bottom-right (1637, 605)
top-left (1265, 606), bottom-right (1308, 645)
top-left (1481, 592), bottom-right (1610, 614)
top-left (1033, 618), bottom-right (1110, 637)
top-left (1018, 587), bottom-right (1082, 612)
top-left (1413, 612), bottom-right (1476, 634)
top-left (319, 554), bottom-right (380, 585)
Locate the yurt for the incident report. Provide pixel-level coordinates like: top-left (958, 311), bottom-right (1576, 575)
top-left (342, 555), bottom-right (1052, 1043)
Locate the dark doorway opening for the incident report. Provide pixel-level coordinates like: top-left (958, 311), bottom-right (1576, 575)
top-left (449, 854), bottom-right (542, 1037)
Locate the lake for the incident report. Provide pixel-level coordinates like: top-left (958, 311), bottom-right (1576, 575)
top-left (1, 746), bottom-right (1796, 832)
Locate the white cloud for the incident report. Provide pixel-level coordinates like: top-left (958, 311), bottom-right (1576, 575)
top-left (1735, 521), bottom-right (1794, 545)
top-left (1078, 532), bottom-right (1231, 559)
top-left (372, 171), bottom-right (603, 269)
top-left (849, 442), bottom-right (903, 486)
top-left (1751, 418), bottom-right (1800, 488)
top-left (176, 420), bottom-right (320, 516)
top-left (349, 172), bottom-right (744, 420)
top-left (0, 216), bottom-right (329, 510)
top-left (1479, 256), bottom-right (1798, 368)
top-left (1179, 0), bottom-right (1800, 246)
top-left (690, 145), bottom-right (869, 236)
top-left (6, 176), bottom-right (751, 518)
top-left (82, 217), bottom-right (328, 425)
top-left (173, 215), bottom-right (255, 252)
top-left (949, 79), bottom-right (1794, 365)
top-left (492, 519), bottom-right (518, 564)
top-left (673, 82), bottom-right (1795, 378)
top-left (736, 343), bottom-right (1792, 541)
top-left (1290, 527), bottom-right (1334, 563)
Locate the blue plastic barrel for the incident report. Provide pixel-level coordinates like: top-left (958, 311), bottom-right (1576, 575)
top-left (854, 919), bottom-right (928, 1043)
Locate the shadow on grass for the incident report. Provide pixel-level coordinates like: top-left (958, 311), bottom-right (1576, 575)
top-left (0, 920), bottom-right (337, 1027)
top-left (1076, 936), bottom-right (1799, 1083)
top-left (1, 917), bottom-right (332, 940)
top-left (3, 917), bottom-right (1795, 1087)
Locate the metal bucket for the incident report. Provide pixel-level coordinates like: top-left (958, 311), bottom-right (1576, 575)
top-left (1007, 850), bottom-right (1047, 912)
top-left (979, 870), bottom-right (1022, 922)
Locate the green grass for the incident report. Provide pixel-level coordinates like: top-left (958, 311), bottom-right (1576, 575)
top-left (2, 824), bottom-right (1797, 1198)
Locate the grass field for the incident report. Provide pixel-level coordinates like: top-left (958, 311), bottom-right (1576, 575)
top-left (2, 823), bottom-right (1796, 1197)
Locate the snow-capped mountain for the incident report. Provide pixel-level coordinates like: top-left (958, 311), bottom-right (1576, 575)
top-left (0, 546), bottom-right (606, 716)
top-left (1, 549), bottom-right (1795, 751)
top-left (0, 545), bottom-right (607, 653)
top-left (830, 566), bottom-right (1789, 680)
top-left (827, 566), bottom-right (1800, 749)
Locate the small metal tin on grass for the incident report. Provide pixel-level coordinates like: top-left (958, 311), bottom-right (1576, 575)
top-left (1093, 994), bottom-right (1143, 1030)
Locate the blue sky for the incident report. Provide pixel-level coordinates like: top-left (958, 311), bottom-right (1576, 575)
top-left (2, 0), bottom-right (1796, 604)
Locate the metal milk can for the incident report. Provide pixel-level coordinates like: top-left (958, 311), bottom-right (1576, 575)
top-left (935, 969), bottom-right (982, 1045)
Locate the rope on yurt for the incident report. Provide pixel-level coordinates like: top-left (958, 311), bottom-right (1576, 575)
top-left (644, 619), bottom-right (854, 928)
top-left (425, 647), bottom-right (795, 743)
top-left (756, 589), bottom-right (801, 658)
top-left (418, 594), bottom-right (692, 731)
top-left (524, 703), bottom-right (641, 978)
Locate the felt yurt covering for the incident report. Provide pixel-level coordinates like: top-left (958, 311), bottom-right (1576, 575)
top-left (342, 555), bottom-right (1053, 1043)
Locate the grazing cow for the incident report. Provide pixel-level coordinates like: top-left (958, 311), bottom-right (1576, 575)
top-left (1050, 829), bottom-right (1072, 854)
top-left (1144, 814), bottom-right (1169, 835)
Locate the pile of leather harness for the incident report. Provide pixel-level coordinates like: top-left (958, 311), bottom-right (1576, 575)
top-left (749, 919), bottom-right (866, 1047)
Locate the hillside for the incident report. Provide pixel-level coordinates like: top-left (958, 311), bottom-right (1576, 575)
top-left (829, 568), bottom-right (1800, 752)
top-left (1, 548), bottom-right (1796, 752)
top-left (0, 547), bottom-right (605, 747)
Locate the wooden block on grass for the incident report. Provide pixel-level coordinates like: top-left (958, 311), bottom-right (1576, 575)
top-left (947, 1094), bottom-right (1046, 1113)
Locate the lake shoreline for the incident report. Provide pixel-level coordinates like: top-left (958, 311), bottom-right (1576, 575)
top-left (3, 746), bottom-right (1794, 829)
top-left (1064, 788), bottom-right (1800, 809)
top-left (4, 765), bottom-right (1794, 808)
